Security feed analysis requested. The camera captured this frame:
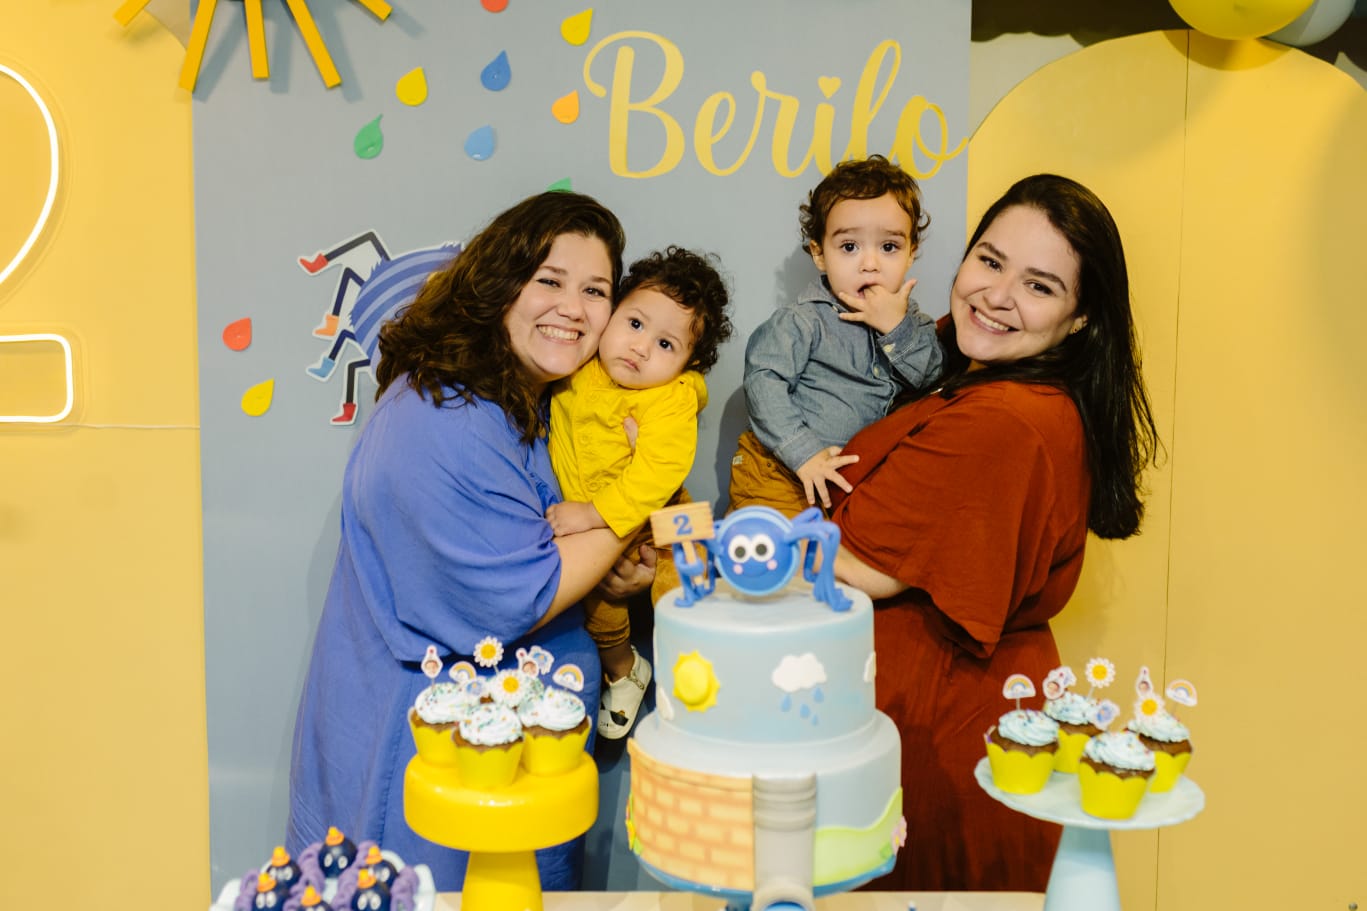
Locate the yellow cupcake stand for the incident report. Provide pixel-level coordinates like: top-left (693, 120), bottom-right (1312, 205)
top-left (404, 752), bottom-right (598, 911)
top-left (974, 758), bottom-right (1203, 911)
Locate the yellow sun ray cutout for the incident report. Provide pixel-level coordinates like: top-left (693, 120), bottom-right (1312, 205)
top-left (114, 0), bottom-right (392, 92)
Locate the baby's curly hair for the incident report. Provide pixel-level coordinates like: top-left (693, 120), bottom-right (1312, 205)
top-left (799, 154), bottom-right (929, 250)
top-left (618, 246), bottom-right (733, 374)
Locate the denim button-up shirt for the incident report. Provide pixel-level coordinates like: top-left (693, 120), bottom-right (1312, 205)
top-left (744, 280), bottom-right (943, 472)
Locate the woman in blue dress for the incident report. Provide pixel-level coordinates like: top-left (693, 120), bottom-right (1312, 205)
top-left (287, 191), bottom-right (630, 891)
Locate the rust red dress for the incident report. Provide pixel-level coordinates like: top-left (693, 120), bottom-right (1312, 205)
top-left (829, 381), bottom-right (1090, 892)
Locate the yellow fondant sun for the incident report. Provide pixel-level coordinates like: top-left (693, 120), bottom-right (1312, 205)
top-left (113, 0), bottom-right (392, 92)
top-left (672, 651), bottom-right (719, 713)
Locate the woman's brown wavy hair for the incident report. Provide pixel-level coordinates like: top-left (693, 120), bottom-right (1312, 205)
top-left (375, 191), bottom-right (625, 442)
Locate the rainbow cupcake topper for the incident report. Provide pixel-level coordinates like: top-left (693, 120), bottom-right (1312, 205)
top-left (553, 663), bottom-right (586, 693)
top-left (1165, 678), bottom-right (1199, 708)
top-left (1083, 657), bottom-right (1116, 695)
top-left (1042, 665), bottom-right (1077, 700)
top-left (1002, 672), bottom-right (1036, 711)
top-left (448, 660), bottom-right (478, 684)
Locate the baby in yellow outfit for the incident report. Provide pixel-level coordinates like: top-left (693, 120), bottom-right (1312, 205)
top-left (548, 246), bottom-right (732, 739)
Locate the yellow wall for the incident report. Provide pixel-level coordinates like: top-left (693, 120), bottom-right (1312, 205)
top-left (972, 30), bottom-right (1367, 908)
top-left (4, 7), bottom-right (1365, 910)
top-left (0, 3), bottom-right (207, 908)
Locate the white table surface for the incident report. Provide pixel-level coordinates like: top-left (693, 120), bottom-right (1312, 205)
top-left (433, 892), bottom-right (1044, 910)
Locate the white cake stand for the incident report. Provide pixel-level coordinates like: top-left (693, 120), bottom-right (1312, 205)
top-left (973, 758), bottom-right (1203, 911)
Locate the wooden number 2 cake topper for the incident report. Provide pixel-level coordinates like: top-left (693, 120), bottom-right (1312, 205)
top-left (113, 0), bottom-right (392, 91)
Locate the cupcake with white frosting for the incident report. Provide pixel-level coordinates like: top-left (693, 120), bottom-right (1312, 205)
top-left (1078, 730), bottom-right (1155, 819)
top-left (984, 708), bottom-right (1060, 794)
top-left (1126, 673), bottom-right (1197, 793)
top-left (453, 703), bottom-right (524, 786)
top-left (517, 687), bottom-right (590, 776)
top-left (409, 681), bottom-right (479, 767)
top-left (1043, 675), bottom-right (1101, 773)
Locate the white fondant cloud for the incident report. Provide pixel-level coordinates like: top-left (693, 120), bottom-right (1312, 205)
top-left (772, 653), bottom-right (826, 693)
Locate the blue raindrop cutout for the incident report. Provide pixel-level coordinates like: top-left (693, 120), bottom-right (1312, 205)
top-left (813, 686), bottom-right (824, 703)
top-left (780, 693), bottom-right (792, 713)
top-left (481, 51), bottom-right (511, 91)
top-left (465, 125), bottom-right (496, 161)
top-left (799, 703), bottom-right (810, 719)
top-left (810, 712), bottom-right (819, 726)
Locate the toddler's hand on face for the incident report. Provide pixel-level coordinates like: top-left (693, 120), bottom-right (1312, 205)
top-left (836, 277), bottom-right (916, 335)
top-left (796, 446), bottom-right (860, 511)
top-left (547, 500), bottom-right (608, 536)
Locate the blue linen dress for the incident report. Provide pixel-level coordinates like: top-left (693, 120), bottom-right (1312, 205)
top-left (286, 378), bottom-right (601, 891)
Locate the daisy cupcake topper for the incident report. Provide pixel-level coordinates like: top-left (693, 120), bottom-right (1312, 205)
top-left (1083, 657), bottom-right (1116, 696)
top-left (1042, 665), bottom-right (1077, 701)
top-left (1001, 672), bottom-right (1036, 712)
top-left (472, 636), bottom-right (505, 668)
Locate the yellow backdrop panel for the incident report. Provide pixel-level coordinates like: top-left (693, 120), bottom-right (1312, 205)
top-left (0, 2), bottom-right (206, 909)
top-left (971, 29), bottom-right (1365, 910)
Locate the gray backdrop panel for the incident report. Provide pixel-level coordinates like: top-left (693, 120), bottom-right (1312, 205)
top-left (195, 0), bottom-right (968, 889)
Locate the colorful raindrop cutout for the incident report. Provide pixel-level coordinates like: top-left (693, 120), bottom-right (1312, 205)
top-left (780, 693), bottom-right (792, 712)
top-left (813, 686), bottom-right (824, 703)
top-left (396, 67), bottom-right (427, 106)
top-left (354, 116), bottom-right (384, 159)
top-left (480, 51), bottom-right (511, 91)
top-left (241, 379), bottom-right (275, 417)
top-left (480, 0), bottom-right (507, 10)
top-left (222, 318), bottom-right (252, 351)
top-left (551, 90), bottom-right (579, 124)
top-left (546, 177), bottom-right (573, 192)
top-left (560, 8), bottom-right (592, 45)
top-left (464, 125), bottom-right (496, 161)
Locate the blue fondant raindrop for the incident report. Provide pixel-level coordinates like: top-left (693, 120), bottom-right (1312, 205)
top-left (481, 51), bottom-right (511, 91)
top-left (464, 125), bottom-right (496, 161)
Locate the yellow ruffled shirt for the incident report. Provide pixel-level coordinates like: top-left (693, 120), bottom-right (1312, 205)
top-left (549, 357), bottom-right (708, 537)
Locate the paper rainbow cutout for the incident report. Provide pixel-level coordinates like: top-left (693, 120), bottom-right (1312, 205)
top-left (1165, 679), bottom-right (1198, 707)
top-left (1002, 673), bottom-right (1036, 700)
top-left (447, 660), bottom-right (478, 683)
top-left (552, 663), bottom-right (585, 692)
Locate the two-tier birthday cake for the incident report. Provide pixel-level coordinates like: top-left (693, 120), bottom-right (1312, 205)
top-left (626, 505), bottom-right (903, 910)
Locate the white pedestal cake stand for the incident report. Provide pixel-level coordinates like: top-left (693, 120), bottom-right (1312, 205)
top-left (973, 758), bottom-right (1204, 911)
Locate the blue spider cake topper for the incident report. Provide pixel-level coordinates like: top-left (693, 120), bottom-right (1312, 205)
top-left (650, 504), bottom-right (852, 611)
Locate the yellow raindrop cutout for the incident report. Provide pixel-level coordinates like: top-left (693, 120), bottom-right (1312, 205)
top-left (551, 90), bottom-right (579, 124)
top-left (560, 8), bottom-right (592, 46)
top-left (241, 379), bottom-right (275, 417)
top-left (354, 116), bottom-right (384, 159)
top-left (396, 67), bottom-right (427, 106)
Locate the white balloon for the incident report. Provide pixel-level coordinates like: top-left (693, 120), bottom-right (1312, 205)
top-left (1269, 0), bottom-right (1356, 44)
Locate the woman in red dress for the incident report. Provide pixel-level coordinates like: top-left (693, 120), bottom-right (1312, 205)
top-left (829, 174), bottom-right (1160, 891)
